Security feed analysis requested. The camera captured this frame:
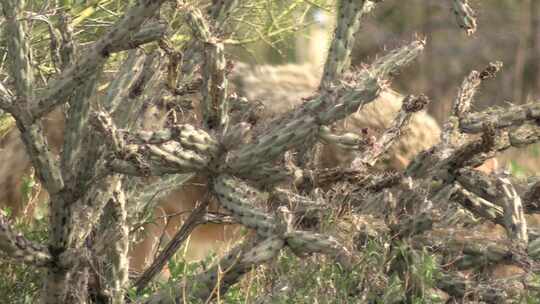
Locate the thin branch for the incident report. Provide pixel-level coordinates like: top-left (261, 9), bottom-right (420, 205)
top-left (133, 200), bottom-right (210, 292)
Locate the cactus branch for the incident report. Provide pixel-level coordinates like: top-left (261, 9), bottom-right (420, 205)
top-left (190, 8), bottom-right (230, 131)
top-left (201, 40), bottom-right (229, 131)
top-left (460, 102), bottom-right (540, 134)
top-left (30, 0), bottom-right (169, 121)
top-left (1, 0), bottom-right (33, 100)
top-left (360, 94), bottom-right (430, 166)
top-left (138, 236), bottom-right (285, 304)
top-left (93, 111), bottom-right (219, 176)
top-left (453, 62), bottom-right (503, 118)
top-left (100, 185), bottom-right (129, 304)
top-left (179, 1), bottom-right (239, 87)
top-left (498, 177), bottom-right (529, 246)
top-left (321, 0), bottom-right (370, 89)
top-left (451, 0), bottom-right (478, 36)
top-left (0, 212), bottom-right (51, 267)
top-left (109, 21), bottom-right (169, 53)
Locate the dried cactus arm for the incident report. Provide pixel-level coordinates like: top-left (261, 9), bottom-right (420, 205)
top-left (66, 52), bottom-right (153, 260)
top-left (442, 62), bottom-right (502, 148)
top-left (0, 213), bottom-right (51, 267)
top-left (103, 50), bottom-right (148, 120)
top-left (451, 184), bottom-right (505, 225)
top-left (498, 177), bottom-right (529, 246)
top-left (201, 38), bottom-right (229, 131)
top-left (114, 51), bottom-right (165, 159)
top-left (359, 94), bottom-right (430, 166)
top-left (285, 231), bottom-right (353, 269)
top-left (1, 1), bottom-right (33, 100)
top-left (213, 175), bottom-right (353, 266)
top-left (57, 13), bottom-right (76, 70)
top-left (186, 9), bottom-right (230, 131)
top-left (318, 40), bottom-right (425, 123)
top-left (454, 66), bottom-right (498, 118)
top-left (61, 65), bottom-right (102, 186)
top-left (213, 175), bottom-right (277, 236)
top-left (460, 102), bottom-right (540, 134)
top-left (456, 168), bottom-right (500, 202)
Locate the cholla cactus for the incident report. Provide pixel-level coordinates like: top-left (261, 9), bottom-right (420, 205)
top-left (1, 1), bottom-right (539, 303)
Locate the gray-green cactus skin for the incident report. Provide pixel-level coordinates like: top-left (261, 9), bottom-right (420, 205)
top-left (4, 1), bottom-right (540, 303)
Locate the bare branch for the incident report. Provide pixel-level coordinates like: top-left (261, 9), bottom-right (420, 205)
top-left (133, 200), bottom-right (210, 292)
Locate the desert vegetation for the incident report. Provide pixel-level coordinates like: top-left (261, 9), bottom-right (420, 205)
top-left (0, 0), bottom-right (540, 303)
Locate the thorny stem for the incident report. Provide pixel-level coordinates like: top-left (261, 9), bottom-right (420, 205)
top-left (320, 0), bottom-right (369, 90)
top-left (451, 0), bottom-right (478, 36)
